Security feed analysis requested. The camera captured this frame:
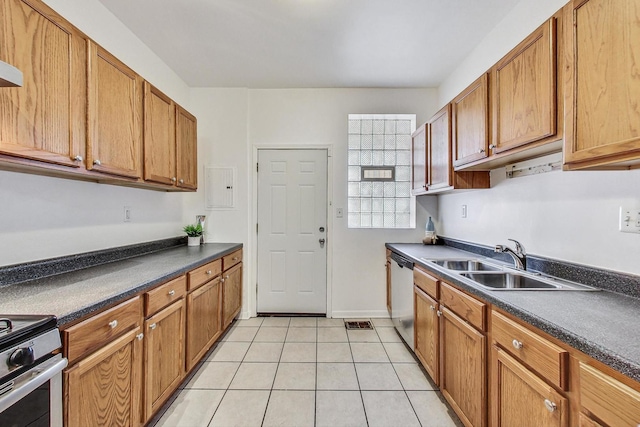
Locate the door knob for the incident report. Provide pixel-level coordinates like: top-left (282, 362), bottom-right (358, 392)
top-left (319, 227), bottom-right (325, 232)
top-left (319, 238), bottom-right (325, 248)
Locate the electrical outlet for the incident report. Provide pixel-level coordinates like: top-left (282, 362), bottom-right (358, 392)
top-left (336, 208), bottom-right (344, 218)
top-left (619, 206), bottom-right (640, 234)
top-left (461, 205), bottom-right (468, 218)
top-left (124, 206), bottom-right (132, 222)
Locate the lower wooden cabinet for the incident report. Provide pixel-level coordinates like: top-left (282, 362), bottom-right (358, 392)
top-left (186, 277), bottom-right (222, 370)
top-left (440, 306), bottom-right (486, 427)
top-left (65, 327), bottom-right (143, 427)
top-left (578, 362), bottom-right (640, 427)
top-left (222, 263), bottom-right (242, 330)
top-left (492, 346), bottom-right (568, 427)
top-left (143, 299), bottom-right (186, 421)
top-left (414, 285), bottom-right (439, 385)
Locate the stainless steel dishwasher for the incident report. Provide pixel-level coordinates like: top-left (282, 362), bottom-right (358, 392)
top-left (390, 251), bottom-right (414, 350)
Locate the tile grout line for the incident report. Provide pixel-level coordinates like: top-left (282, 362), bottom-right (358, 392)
top-left (349, 318), bottom-right (370, 427)
top-left (259, 318), bottom-right (288, 426)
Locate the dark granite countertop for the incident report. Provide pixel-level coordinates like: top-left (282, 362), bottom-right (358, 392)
top-left (386, 243), bottom-right (640, 383)
top-left (0, 243), bottom-right (242, 326)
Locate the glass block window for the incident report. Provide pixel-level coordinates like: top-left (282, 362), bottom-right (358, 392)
top-left (348, 114), bottom-right (416, 229)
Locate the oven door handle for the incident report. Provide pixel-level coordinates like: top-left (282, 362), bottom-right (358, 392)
top-left (0, 355), bottom-right (68, 414)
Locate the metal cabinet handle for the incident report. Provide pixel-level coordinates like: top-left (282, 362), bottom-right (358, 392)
top-left (93, 159), bottom-right (101, 166)
top-left (73, 155), bottom-right (83, 162)
top-left (489, 144), bottom-right (496, 149)
top-left (436, 310), bottom-right (442, 317)
top-left (221, 278), bottom-right (225, 283)
top-left (136, 333), bottom-right (144, 341)
top-left (108, 320), bottom-right (118, 329)
top-left (544, 399), bottom-right (556, 412)
top-left (226, 275), bottom-right (230, 279)
top-left (168, 290), bottom-right (175, 296)
top-left (206, 270), bottom-right (212, 275)
top-left (512, 339), bottom-right (523, 350)
top-left (171, 177), bottom-right (177, 182)
top-left (149, 323), bottom-right (157, 330)
top-left (232, 257), bottom-right (239, 261)
top-left (430, 305), bottom-right (435, 311)
top-left (479, 149), bottom-right (485, 153)
top-left (179, 179), bottom-right (184, 184)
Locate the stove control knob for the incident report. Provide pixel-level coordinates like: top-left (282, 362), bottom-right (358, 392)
top-left (9, 347), bottom-right (35, 368)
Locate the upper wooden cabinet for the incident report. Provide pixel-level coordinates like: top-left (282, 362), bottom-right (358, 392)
top-left (563, 0), bottom-right (640, 170)
top-left (452, 73), bottom-right (490, 168)
top-left (428, 105), bottom-right (453, 191)
top-left (0, 0), bottom-right (198, 190)
top-left (455, 13), bottom-right (563, 171)
top-left (0, 0), bottom-right (86, 168)
top-left (176, 105), bottom-right (198, 190)
top-left (493, 17), bottom-right (558, 154)
top-left (412, 104), bottom-right (489, 194)
top-left (144, 82), bottom-right (176, 185)
top-left (87, 42), bottom-right (143, 179)
top-left (411, 123), bottom-right (428, 195)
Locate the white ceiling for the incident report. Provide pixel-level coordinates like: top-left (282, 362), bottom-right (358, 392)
top-left (97, 0), bottom-right (522, 89)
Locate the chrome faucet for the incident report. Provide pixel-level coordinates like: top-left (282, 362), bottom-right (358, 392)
top-left (495, 239), bottom-right (526, 270)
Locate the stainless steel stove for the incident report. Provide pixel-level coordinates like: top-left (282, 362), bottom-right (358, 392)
top-left (0, 315), bottom-right (67, 427)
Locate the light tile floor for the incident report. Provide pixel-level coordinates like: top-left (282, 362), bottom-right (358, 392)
top-left (153, 317), bottom-right (461, 427)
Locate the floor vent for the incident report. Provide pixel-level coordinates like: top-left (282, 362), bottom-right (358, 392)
top-left (344, 320), bottom-right (374, 330)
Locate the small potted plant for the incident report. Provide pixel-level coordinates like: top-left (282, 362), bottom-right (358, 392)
top-left (183, 223), bottom-right (203, 246)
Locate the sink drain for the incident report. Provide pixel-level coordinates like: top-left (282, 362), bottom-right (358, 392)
top-left (344, 320), bottom-right (374, 330)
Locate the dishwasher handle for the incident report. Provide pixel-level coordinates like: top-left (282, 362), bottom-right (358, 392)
top-left (390, 252), bottom-right (414, 270)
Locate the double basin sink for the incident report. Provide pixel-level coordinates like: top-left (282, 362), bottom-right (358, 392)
top-left (421, 258), bottom-right (598, 291)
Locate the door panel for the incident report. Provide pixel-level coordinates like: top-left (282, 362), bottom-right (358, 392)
top-left (257, 149), bottom-right (328, 314)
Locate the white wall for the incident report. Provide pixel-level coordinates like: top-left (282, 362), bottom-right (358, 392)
top-left (189, 88), bottom-right (440, 317)
top-left (436, 0), bottom-right (640, 275)
top-left (0, 0), bottom-right (192, 267)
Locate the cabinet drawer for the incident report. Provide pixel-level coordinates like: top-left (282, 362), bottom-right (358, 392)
top-left (579, 362), bottom-right (640, 427)
top-left (440, 282), bottom-right (486, 331)
top-left (492, 310), bottom-right (568, 390)
top-left (64, 296), bottom-right (142, 364)
top-left (145, 275), bottom-right (187, 316)
top-left (188, 259), bottom-right (222, 290)
top-left (223, 249), bottom-right (242, 270)
top-left (414, 266), bottom-right (438, 299)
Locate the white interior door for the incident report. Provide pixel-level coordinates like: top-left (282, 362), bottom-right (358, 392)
top-left (257, 149), bottom-right (328, 314)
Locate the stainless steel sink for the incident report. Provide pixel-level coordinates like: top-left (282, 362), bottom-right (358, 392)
top-left (459, 271), bottom-right (598, 291)
top-left (422, 258), bottom-right (502, 271)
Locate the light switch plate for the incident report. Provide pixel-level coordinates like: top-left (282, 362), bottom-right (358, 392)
top-left (619, 206), bottom-right (640, 234)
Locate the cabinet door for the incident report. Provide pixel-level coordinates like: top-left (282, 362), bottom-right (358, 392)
top-left (427, 104), bottom-right (452, 191)
top-left (87, 41), bottom-right (143, 179)
top-left (492, 346), bottom-right (568, 427)
top-left (222, 263), bottom-right (242, 329)
top-left (564, 0), bottom-right (640, 168)
top-left (411, 123), bottom-right (428, 195)
top-left (144, 299), bottom-right (185, 421)
top-left (0, 0), bottom-right (86, 168)
top-left (414, 286), bottom-right (439, 385)
top-left (452, 74), bottom-right (490, 167)
top-left (143, 82), bottom-right (176, 185)
top-left (441, 306), bottom-right (486, 427)
top-left (493, 17), bottom-right (557, 154)
top-left (386, 255), bottom-right (391, 315)
top-left (186, 277), bottom-right (221, 370)
top-left (176, 105), bottom-right (197, 190)
top-left (65, 328), bottom-right (143, 427)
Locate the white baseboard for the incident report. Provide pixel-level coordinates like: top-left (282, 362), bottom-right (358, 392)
top-left (330, 310), bottom-right (391, 319)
